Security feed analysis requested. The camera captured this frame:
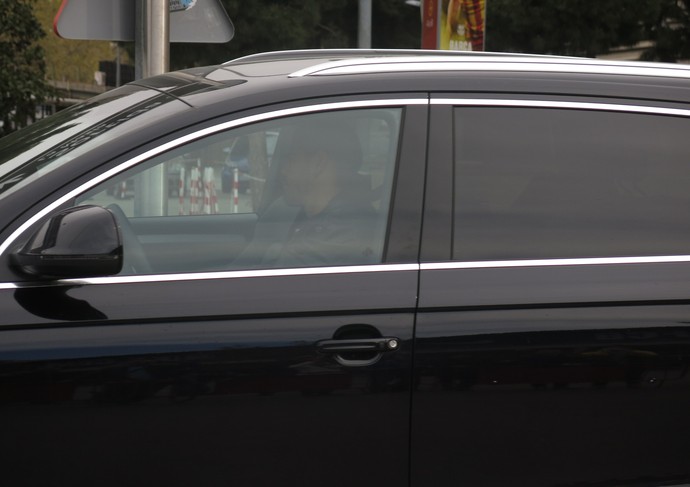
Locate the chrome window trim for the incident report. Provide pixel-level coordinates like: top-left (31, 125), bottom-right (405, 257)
top-left (6, 98), bottom-right (690, 285)
top-left (0, 263), bottom-right (420, 289)
top-left (421, 256), bottom-right (690, 271)
top-left (0, 98), bottom-right (427, 260)
top-left (5, 254), bottom-right (690, 289)
top-left (437, 99), bottom-right (690, 270)
top-left (290, 56), bottom-right (690, 79)
top-left (432, 98), bottom-right (690, 117)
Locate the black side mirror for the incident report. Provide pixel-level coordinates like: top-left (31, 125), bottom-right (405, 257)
top-left (12, 205), bottom-right (123, 279)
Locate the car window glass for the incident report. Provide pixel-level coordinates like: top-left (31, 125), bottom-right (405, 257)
top-left (453, 107), bottom-right (690, 261)
top-left (76, 108), bottom-right (402, 274)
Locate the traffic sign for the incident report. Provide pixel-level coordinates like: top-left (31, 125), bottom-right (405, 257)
top-left (54, 0), bottom-right (234, 43)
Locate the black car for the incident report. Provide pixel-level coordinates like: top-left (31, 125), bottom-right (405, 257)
top-left (2, 49), bottom-right (690, 487)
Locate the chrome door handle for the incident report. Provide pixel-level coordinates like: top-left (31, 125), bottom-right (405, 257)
top-left (316, 337), bottom-right (400, 366)
top-left (316, 337), bottom-right (400, 354)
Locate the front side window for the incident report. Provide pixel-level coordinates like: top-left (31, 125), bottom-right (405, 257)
top-left (75, 108), bottom-right (402, 274)
top-left (453, 106), bottom-right (690, 261)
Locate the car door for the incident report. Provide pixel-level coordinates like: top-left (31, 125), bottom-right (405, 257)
top-left (413, 96), bottom-right (690, 486)
top-left (0, 99), bottom-right (428, 487)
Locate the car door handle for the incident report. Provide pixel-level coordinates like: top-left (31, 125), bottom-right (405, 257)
top-left (316, 337), bottom-right (400, 354)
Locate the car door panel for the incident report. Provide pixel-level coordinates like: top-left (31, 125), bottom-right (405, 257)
top-left (413, 301), bottom-right (690, 486)
top-left (413, 281), bottom-right (690, 486)
top-left (0, 100), bottom-right (428, 487)
top-left (0, 267), bottom-right (417, 487)
top-left (412, 99), bottom-right (690, 486)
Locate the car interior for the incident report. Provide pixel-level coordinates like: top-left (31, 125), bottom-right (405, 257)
top-left (75, 108), bottom-right (402, 275)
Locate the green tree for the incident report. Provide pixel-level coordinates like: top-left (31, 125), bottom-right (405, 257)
top-left (34, 0), bottom-right (122, 84)
top-left (0, 0), bottom-right (53, 135)
top-left (170, 0), bottom-right (420, 70)
top-left (642, 0), bottom-right (690, 62)
top-left (372, 0), bottom-right (421, 49)
top-left (485, 0), bottom-right (660, 57)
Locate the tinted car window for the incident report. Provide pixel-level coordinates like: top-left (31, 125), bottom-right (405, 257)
top-left (76, 108), bottom-right (402, 274)
top-left (453, 107), bottom-right (690, 261)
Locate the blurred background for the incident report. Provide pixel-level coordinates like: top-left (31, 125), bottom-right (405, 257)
top-left (1, 0), bottom-right (689, 136)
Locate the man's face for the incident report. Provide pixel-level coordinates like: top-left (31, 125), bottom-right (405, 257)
top-left (281, 150), bottom-right (320, 206)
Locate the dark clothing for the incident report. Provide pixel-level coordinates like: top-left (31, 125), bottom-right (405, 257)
top-left (276, 193), bottom-right (378, 268)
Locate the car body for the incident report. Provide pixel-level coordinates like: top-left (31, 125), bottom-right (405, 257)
top-left (2, 49), bottom-right (690, 486)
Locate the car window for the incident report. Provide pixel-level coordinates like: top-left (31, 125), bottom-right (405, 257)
top-left (75, 108), bottom-right (402, 274)
top-left (452, 107), bottom-right (690, 261)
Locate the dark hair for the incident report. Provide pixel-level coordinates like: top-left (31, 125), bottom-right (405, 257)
top-left (290, 122), bottom-right (362, 174)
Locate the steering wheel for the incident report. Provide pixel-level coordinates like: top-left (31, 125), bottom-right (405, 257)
top-left (106, 204), bottom-right (153, 274)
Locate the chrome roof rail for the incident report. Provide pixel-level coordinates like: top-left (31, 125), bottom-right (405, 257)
top-left (287, 55), bottom-right (690, 80)
top-left (223, 48), bottom-right (559, 66)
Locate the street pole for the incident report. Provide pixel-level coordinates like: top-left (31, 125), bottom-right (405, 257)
top-left (135, 0), bottom-right (170, 79)
top-left (134, 0), bottom-right (170, 217)
top-left (115, 43), bottom-right (121, 87)
top-left (358, 0), bottom-right (372, 48)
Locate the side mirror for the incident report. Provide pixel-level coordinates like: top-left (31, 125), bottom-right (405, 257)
top-left (12, 205), bottom-right (123, 279)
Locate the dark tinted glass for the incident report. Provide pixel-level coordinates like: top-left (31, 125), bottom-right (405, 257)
top-left (453, 107), bottom-right (690, 261)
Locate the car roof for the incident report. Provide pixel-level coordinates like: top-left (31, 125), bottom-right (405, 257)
top-left (223, 48), bottom-right (690, 80)
top-left (128, 49), bottom-right (690, 111)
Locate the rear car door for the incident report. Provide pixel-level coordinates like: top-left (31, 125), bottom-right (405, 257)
top-left (413, 95), bottom-right (690, 486)
top-left (0, 98), bottom-right (428, 487)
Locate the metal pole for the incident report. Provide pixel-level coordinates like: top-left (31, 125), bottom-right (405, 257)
top-left (358, 0), bottom-right (372, 48)
top-left (135, 1), bottom-right (145, 80)
top-left (134, 0), bottom-right (169, 217)
top-left (148, 0), bottom-right (169, 76)
top-left (135, 0), bottom-right (169, 79)
top-left (115, 43), bottom-right (121, 87)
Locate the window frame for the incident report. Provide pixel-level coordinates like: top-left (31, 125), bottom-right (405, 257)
top-left (424, 96), bottom-right (690, 270)
top-left (0, 96), bottom-right (429, 284)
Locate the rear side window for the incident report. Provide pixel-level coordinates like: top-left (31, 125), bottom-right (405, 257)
top-left (453, 106), bottom-right (690, 261)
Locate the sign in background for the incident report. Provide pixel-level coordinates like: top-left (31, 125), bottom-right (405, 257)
top-left (422, 0), bottom-right (485, 51)
top-left (54, 0), bottom-right (233, 43)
